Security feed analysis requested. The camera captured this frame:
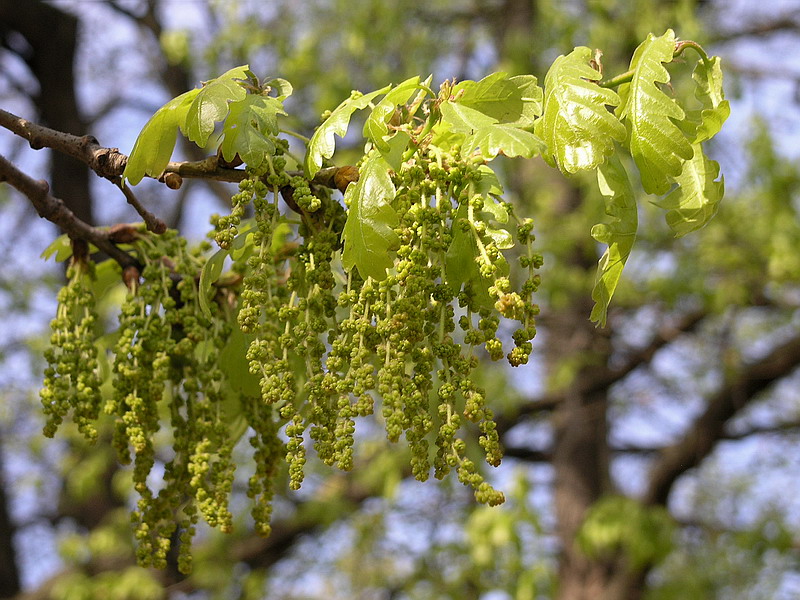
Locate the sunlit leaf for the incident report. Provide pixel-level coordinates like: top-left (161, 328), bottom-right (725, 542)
top-left (341, 153), bottom-right (399, 280)
top-left (452, 72), bottom-right (522, 122)
top-left (618, 30), bottom-right (694, 194)
top-left (508, 74), bottom-right (544, 127)
top-left (590, 154), bottom-right (638, 326)
top-left (305, 85), bottom-right (391, 178)
top-left (184, 64), bottom-right (250, 147)
top-left (378, 130), bottom-right (411, 172)
top-left (363, 76), bottom-right (420, 150)
top-left (123, 89), bottom-right (199, 185)
top-left (474, 165), bottom-right (504, 197)
top-left (440, 101), bottom-right (498, 133)
top-left (220, 95), bottom-right (285, 169)
top-left (264, 77), bottom-right (293, 100)
top-left (535, 47), bottom-right (626, 173)
top-left (464, 124), bottom-right (546, 159)
top-left (688, 56), bottom-right (730, 143)
top-left (653, 143), bottom-right (723, 237)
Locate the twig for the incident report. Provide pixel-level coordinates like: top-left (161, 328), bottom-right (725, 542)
top-left (116, 179), bottom-right (166, 233)
top-left (0, 153), bottom-right (137, 270)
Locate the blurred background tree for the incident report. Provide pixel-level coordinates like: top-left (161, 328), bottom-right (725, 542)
top-left (0, 1), bottom-right (799, 599)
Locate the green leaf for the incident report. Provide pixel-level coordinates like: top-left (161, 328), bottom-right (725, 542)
top-left (688, 57), bottom-right (730, 143)
top-left (305, 85), bottom-right (391, 178)
top-left (92, 259), bottom-right (122, 300)
top-left (440, 101), bottom-right (498, 133)
top-left (198, 247), bottom-right (228, 319)
top-left (264, 77), bottom-right (293, 100)
top-left (452, 72), bottom-right (523, 123)
top-left (445, 204), bottom-right (508, 310)
top-left (446, 204), bottom-right (480, 294)
top-left (184, 65), bottom-right (250, 147)
top-left (508, 74), bottom-right (544, 127)
top-left (590, 154), bottom-right (638, 327)
top-left (535, 47), bottom-right (626, 174)
top-left (363, 76), bottom-right (420, 150)
top-left (653, 143), bottom-right (723, 237)
top-left (464, 124), bottom-right (546, 160)
top-left (219, 325), bottom-right (260, 399)
top-left (618, 30), bottom-right (694, 194)
top-left (474, 165), bottom-right (504, 197)
top-left (220, 95), bottom-right (285, 169)
top-left (379, 130), bottom-right (412, 172)
top-left (40, 235), bottom-right (98, 261)
top-left (41, 234), bottom-right (73, 262)
top-left (341, 153), bottom-right (399, 280)
top-left (123, 89), bottom-right (199, 185)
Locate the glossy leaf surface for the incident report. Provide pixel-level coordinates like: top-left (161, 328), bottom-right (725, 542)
top-left (535, 47), bottom-right (625, 173)
top-left (341, 154), bottom-right (399, 280)
top-left (618, 30), bottom-right (693, 194)
top-left (590, 155), bottom-right (638, 326)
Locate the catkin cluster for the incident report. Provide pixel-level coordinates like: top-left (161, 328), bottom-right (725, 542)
top-left (41, 139), bottom-right (541, 571)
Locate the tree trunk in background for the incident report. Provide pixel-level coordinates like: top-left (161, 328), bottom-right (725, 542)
top-left (0, 0), bottom-right (93, 226)
top-left (0, 447), bottom-right (20, 599)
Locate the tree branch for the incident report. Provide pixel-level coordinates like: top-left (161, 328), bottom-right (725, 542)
top-left (0, 108), bottom-right (348, 190)
top-left (502, 310), bottom-right (707, 427)
top-left (644, 332), bottom-right (800, 506)
top-left (0, 154), bottom-right (137, 269)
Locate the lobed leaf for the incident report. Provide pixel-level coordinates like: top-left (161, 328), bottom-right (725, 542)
top-left (220, 95), bottom-right (286, 169)
top-left (618, 30), bottom-right (694, 195)
top-left (445, 204), bottom-right (510, 310)
top-left (508, 74), bottom-right (543, 127)
top-left (184, 65), bottom-right (250, 147)
top-left (653, 143), bottom-right (723, 237)
top-left (463, 124), bottom-right (546, 160)
top-left (440, 101), bottom-right (498, 133)
top-left (452, 72), bottom-right (523, 122)
top-left (363, 76), bottom-right (420, 151)
top-left (263, 77), bottom-right (293, 100)
top-left (123, 89), bottom-right (199, 185)
top-left (198, 247), bottom-right (228, 319)
top-left (590, 154), bottom-right (638, 327)
top-left (305, 85), bottom-right (391, 178)
top-left (40, 234), bottom-right (73, 262)
top-left (688, 57), bottom-right (730, 143)
top-left (535, 47), bottom-right (626, 174)
top-left (341, 154), bottom-right (399, 280)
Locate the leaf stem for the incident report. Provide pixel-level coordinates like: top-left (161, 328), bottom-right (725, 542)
top-left (279, 128), bottom-right (311, 144)
top-left (673, 40), bottom-right (713, 66)
top-left (599, 40), bottom-right (713, 88)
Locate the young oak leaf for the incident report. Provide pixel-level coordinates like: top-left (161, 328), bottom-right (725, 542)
top-left (445, 203), bottom-right (510, 310)
top-left (184, 64), bottom-right (250, 147)
top-left (451, 72), bottom-right (523, 122)
top-left (341, 154), bottom-right (399, 281)
top-left (439, 101), bottom-right (499, 134)
top-left (123, 88), bottom-right (199, 185)
top-left (463, 124), bottom-right (546, 160)
top-left (687, 57), bottom-right (730, 144)
top-left (305, 85), bottom-right (391, 178)
top-left (363, 76), bottom-right (421, 151)
top-left (220, 95), bottom-right (286, 169)
top-left (653, 143), bottom-right (723, 237)
top-left (590, 154), bottom-right (638, 327)
top-left (617, 30), bottom-right (694, 195)
top-left (508, 74), bottom-right (544, 127)
top-left (535, 47), bottom-right (626, 174)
